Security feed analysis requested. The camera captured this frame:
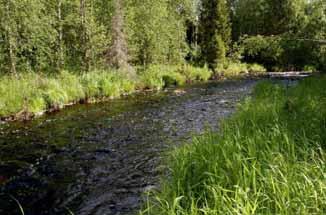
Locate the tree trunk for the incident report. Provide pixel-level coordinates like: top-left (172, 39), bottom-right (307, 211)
top-left (6, 1), bottom-right (17, 77)
top-left (79, 0), bottom-right (89, 71)
top-left (106, 0), bottom-right (134, 76)
top-left (57, 0), bottom-right (64, 70)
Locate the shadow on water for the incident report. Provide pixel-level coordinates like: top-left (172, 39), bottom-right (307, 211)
top-left (0, 80), bottom-right (257, 215)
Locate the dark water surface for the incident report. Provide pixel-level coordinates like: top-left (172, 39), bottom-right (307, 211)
top-left (0, 80), bottom-right (257, 215)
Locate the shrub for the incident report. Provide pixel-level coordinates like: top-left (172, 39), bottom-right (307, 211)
top-left (81, 72), bottom-right (102, 98)
top-left (40, 78), bottom-right (69, 108)
top-left (247, 63), bottom-right (267, 74)
top-left (138, 65), bottom-right (165, 90)
top-left (57, 71), bottom-right (85, 102)
top-left (179, 64), bottom-right (212, 82)
top-left (303, 65), bottom-right (317, 73)
top-left (0, 74), bottom-right (47, 116)
top-left (216, 61), bottom-right (266, 77)
top-left (239, 35), bottom-right (283, 71)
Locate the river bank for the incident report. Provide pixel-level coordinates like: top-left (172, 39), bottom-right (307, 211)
top-left (0, 79), bottom-right (258, 214)
top-left (142, 76), bottom-right (326, 214)
top-left (0, 64), bottom-right (270, 122)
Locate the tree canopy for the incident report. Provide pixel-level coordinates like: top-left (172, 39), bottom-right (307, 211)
top-left (0, 0), bottom-right (325, 74)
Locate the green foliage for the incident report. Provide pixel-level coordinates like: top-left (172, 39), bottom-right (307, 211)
top-left (142, 77), bottom-right (326, 214)
top-left (199, 0), bottom-right (231, 70)
top-left (239, 32), bottom-right (326, 72)
top-left (0, 70), bottom-right (136, 117)
top-left (216, 61), bottom-right (266, 78)
top-left (0, 0), bottom-right (193, 74)
top-left (126, 0), bottom-right (190, 66)
top-left (81, 70), bottom-right (136, 99)
top-left (179, 64), bottom-right (212, 82)
top-left (138, 66), bottom-right (165, 90)
top-left (0, 0), bottom-right (323, 74)
top-left (138, 64), bottom-right (212, 90)
top-left (232, 0), bottom-right (326, 72)
top-left (0, 74), bottom-right (46, 116)
top-left (0, 64), bottom-right (212, 118)
top-left (239, 35), bottom-right (283, 71)
top-left (0, 0), bottom-right (57, 73)
top-left (247, 63), bottom-right (267, 73)
top-left (139, 65), bottom-right (186, 90)
top-left (232, 0), bottom-right (306, 38)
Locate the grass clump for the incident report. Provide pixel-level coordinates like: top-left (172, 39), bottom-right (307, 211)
top-left (216, 61), bottom-right (266, 78)
top-left (0, 74), bottom-right (46, 116)
top-left (138, 64), bottom-right (212, 90)
top-left (0, 70), bottom-right (136, 118)
top-left (81, 70), bottom-right (129, 99)
top-left (142, 76), bottom-right (326, 215)
top-left (0, 64), bottom-right (212, 119)
top-left (179, 64), bottom-right (212, 82)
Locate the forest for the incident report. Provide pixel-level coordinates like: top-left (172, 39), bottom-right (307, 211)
top-left (0, 0), bottom-right (325, 118)
top-left (0, 0), bottom-right (325, 215)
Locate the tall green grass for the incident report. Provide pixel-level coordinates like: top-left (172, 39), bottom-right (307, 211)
top-left (138, 64), bottom-right (212, 90)
top-left (0, 70), bottom-right (136, 118)
top-left (142, 77), bottom-right (326, 215)
top-left (216, 61), bottom-right (266, 78)
top-left (0, 64), bottom-right (213, 118)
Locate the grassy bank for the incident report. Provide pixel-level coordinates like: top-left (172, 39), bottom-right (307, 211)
top-left (0, 63), bottom-right (268, 121)
top-left (0, 65), bottom-right (213, 120)
top-left (141, 76), bottom-right (326, 214)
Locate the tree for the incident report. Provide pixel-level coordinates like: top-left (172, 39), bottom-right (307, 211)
top-left (0, 0), bottom-right (56, 74)
top-left (199, 0), bottom-right (231, 70)
top-left (232, 0), bottom-right (305, 38)
top-left (232, 0), bottom-right (267, 39)
top-left (106, 0), bottom-right (133, 75)
top-left (2, 0), bottom-right (17, 76)
top-left (265, 0), bottom-right (305, 35)
top-left (125, 0), bottom-right (191, 66)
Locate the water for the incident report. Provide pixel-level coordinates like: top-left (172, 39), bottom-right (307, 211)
top-left (0, 80), bottom-right (256, 215)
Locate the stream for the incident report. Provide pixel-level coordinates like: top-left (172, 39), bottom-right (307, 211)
top-left (0, 80), bottom-right (257, 215)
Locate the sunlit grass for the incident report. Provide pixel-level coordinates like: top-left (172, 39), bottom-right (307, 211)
top-left (138, 64), bottom-right (212, 90)
top-left (0, 64), bottom-right (214, 118)
top-left (0, 70), bottom-right (136, 118)
top-left (141, 76), bottom-right (326, 215)
top-left (216, 61), bottom-right (266, 78)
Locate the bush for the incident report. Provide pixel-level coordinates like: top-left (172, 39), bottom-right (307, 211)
top-left (138, 65), bottom-right (166, 90)
top-left (216, 61), bottom-right (266, 77)
top-left (0, 70), bottom-right (137, 118)
top-left (179, 64), bottom-right (212, 82)
top-left (247, 63), bottom-right (267, 74)
top-left (239, 35), bottom-right (283, 71)
top-left (57, 71), bottom-right (85, 102)
top-left (81, 70), bottom-right (136, 99)
top-left (81, 72), bottom-right (102, 98)
top-left (40, 78), bottom-right (69, 108)
top-left (303, 65), bottom-right (317, 73)
top-left (0, 74), bottom-right (47, 116)
top-left (138, 64), bottom-right (210, 90)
